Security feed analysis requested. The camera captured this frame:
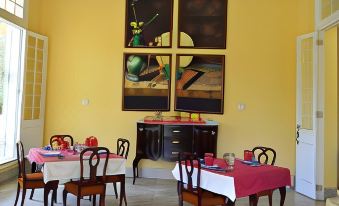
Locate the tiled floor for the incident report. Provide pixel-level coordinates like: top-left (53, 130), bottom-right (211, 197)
top-left (0, 177), bottom-right (326, 206)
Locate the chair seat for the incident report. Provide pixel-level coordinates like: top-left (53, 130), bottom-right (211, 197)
top-left (182, 189), bottom-right (226, 206)
top-left (64, 180), bottom-right (106, 197)
top-left (99, 174), bottom-right (124, 183)
top-left (18, 172), bottom-right (45, 189)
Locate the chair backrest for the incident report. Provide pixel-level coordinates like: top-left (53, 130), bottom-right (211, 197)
top-left (252, 146), bottom-right (276, 165)
top-left (117, 138), bottom-right (130, 159)
top-left (178, 152), bottom-right (201, 192)
top-left (79, 147), bottom-right (110, 183)
top-left (50, 135), bottom-right (74, 146)
top-left (16, 141), bottom-right (26, 180)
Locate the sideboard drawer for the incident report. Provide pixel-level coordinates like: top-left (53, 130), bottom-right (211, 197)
top-left (163, 125), bottom-right (193, 137)
top-left (163, 135), bottom-right (192, 161)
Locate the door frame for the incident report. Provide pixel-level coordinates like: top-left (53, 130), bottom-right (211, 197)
top-left (314, 2), bottom-right (339, 198)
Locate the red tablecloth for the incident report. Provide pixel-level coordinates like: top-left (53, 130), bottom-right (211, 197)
top-left (212, 159), bottom-right (291, 198)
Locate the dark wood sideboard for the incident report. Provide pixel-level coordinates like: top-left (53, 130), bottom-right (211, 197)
top-left (133, 120), bottom-right (218, 184)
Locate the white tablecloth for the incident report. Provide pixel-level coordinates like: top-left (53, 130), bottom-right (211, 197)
top-left (172, 163), bottom-right (236, 201)
top-left (43, 158), bottom-right (126, 183)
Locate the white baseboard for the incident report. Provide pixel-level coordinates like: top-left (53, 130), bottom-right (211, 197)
top-left (126, 167), bottom-right (174, 180)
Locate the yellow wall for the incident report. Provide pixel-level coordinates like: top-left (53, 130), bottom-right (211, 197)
top-left (324, 26), bottom-right (338, 188)
top-left (25, 0), bottom-right (315, 174)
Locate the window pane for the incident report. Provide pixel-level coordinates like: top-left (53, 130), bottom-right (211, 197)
top-left (14, 5), bottom-right (23, 18)
top-left (0, 0), bottom-right (5, 9)
top-left (322, 0), bottom-right (332, 19)
top-left (333, 0), bottom-right (339, 12)
top-left (15, 0), bottom-right (23, 7)
top-left (5, 0), bottom-right (15, 14)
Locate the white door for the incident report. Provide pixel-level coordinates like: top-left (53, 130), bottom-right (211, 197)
top-left (20, 31), bottom-right (48, 154)
top-left (296, 33), bottom-right (318, 199)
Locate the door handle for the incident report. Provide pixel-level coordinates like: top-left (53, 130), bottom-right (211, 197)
top-left (296, 124), bottom-right (300, 144)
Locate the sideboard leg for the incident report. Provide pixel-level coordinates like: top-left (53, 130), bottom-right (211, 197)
top-left (133, 156), bottom-right (142, 184)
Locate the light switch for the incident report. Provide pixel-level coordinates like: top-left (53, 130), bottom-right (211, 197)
top-left (81, 99), bottom-right (89, 106)
top-left (237, 103), bottom-right (246, 111)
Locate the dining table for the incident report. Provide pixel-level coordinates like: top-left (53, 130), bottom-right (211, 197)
top-left (27, 147), bottom-right (127, 206)
top-left (172, 158), bottom-right (291, 206)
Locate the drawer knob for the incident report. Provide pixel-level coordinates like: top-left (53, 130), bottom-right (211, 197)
top-left (172, 140), bottom-right (180, 144)
top-left (171, 151), bottom-right (179, 155)
top-left (172, 130), bottom-right (181, 133)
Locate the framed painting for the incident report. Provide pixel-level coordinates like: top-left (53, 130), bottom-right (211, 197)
top-left (125, 0), bottom-right (173, 48)
top-left (178, 0), bottom-right (227, 49)
top-left (123, 53), bottom-right (171, 111)
top-left (175, 54), bottom-right (225, 114)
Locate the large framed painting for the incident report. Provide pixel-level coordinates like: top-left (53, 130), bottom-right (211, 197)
top-left (125, 0), bottom-right (173, 48)
top-left (178, 0), bottom-right (227, 49)
top-left (175, 54), bottom-right (225, 114)
top-left (123, 53), bottom-right (171, 111)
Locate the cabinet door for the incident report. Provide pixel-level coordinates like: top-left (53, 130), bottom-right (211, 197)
top-left (163, 125), bottom-right (193, 161)
top-left (193, 126), bottom-right (218, 158)
top-left (137, 123), bottom-right (162, 160)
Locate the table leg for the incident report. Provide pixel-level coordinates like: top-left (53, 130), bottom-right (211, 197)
top-left (133, 156), bottom-right (142, 184)
top-left (249, 194), bottom-right (258, 206)
top-left (279, 186), bottom-right (286, 206)
top-left (226, 198), bottom-right (236, 206)
top-left (44, 180), bottom-right (59, 206)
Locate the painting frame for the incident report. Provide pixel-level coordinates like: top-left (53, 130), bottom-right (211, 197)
top-left (122, 53), bottom-right (172, 111)
top-left (177, 0), bottom-right (228, 49)
top-left (124, 0), bottom-right (174, 48)
top-left (174, 54), bottom-right (225, 114)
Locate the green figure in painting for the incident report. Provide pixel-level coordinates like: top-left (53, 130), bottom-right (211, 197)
top-left (128, 0), bottom-right (159, 47)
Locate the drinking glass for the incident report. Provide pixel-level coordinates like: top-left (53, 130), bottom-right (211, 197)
top-left (223, 153), bottom-right (235, 171)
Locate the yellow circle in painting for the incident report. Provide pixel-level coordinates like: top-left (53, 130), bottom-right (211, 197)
top-left (155, 32), bottom-right (194, 67)
top-left (179, 32), bottom-right (194, 67)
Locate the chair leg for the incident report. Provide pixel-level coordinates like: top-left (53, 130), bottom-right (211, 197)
top-left (113, 182), bottom-right (118, 199)
top-left (20, 188), bottom-right (26, 206)
top-left (268, 193), bottom-right (273, 206)
top-left (63, 190), bottom-right (67, 206)
top-left (14, 182), bottom-right (20, 206)
top-left (99, 194), bottom-right (105, 206)
top-left (77, 196), bottom-right (81, 206)
top-left (29, 189), bottom-right (35, 200)
top-left (52, 189), bottom-right (58, 204)
top-left (93, 195), bottom-right (96, 206)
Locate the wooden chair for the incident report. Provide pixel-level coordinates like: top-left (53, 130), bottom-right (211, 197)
top-left (249, 146), bottom-right (277, 206)
top-left (111, 138), bottom-right (130, 200)
top-left (14, 141), bottom-right (58, 206)
top-left (50, 135), bottom-right (74, 147)
top-left (63, 147), bottom-right (109, 206)
top-left (177, 152), bottom-right (227, 206)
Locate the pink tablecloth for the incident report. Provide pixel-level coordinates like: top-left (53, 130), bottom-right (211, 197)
top-left (212, 159), bottom-right (291, 198)
top-left (27, 148), bottom-right (126, 183)
top-left (27, 148), bottom-right (123, 164)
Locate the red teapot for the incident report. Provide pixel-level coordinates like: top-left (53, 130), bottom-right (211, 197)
top-left (85, 136), bottom-right (98, 147)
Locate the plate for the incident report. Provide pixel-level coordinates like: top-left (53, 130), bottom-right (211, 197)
top-left (40, 151), bottom-right (61, 157)
top-left (241, 160), bottom-right (261, 167)
top-left (201, 164), bottom-right (225, 171)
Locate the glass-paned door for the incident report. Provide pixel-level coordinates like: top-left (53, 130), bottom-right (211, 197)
top-left (20, 31), bottom-right (47, 154)
top-left (0, 18), bottom-right (25, 164)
